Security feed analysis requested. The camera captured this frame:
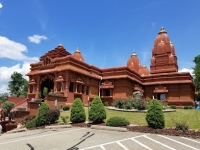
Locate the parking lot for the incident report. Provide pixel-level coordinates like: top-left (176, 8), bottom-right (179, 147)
top-left (0, 127), bottom-right (200, 150)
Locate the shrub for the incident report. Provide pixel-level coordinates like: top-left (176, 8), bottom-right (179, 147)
top-left (2, 101), bottom-right (16, 121)
top-left (171, 105), bottom-right (176, 109)
top-left (46, 109), bottom-right (60, 124)
top-left (134, 100), bottom-right (147, 110)
top-left (26, 118), bottom-right (36, 128)
top-left (106, 116), bottom-right (130, 127)
top-left (70, 98), bottom-right (86, 123)
top-left (184, 106), bottom-right (192, 109)
top-left (36, 102), bottom-right (49, 126)
top-left (63, 105), bottom-right (70, 111)
top-left (22, 115), bottom-right (35, 125)
top-left (61, 116), bottom-right (69, 124)
top-left (114, 99), bottom-right (125, 109)
top-left (124, 102), bottom-right (132, 109)
top-left (175, 122), bottom-right (189, 132)
top-left (146, 99), bottom-right (165, 129)
top-left (89, 96), bottom-right (106, 123)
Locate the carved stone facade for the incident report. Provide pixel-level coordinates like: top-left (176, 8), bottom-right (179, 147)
top-left (26, 28), bottom-right (197, 107)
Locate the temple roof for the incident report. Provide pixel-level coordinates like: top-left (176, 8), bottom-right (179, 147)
top-left (127, 51), bottom-right (141, 72)
top-left (40, 44), bottom-right (71, 61)
top-left (72, 47), bottom-right (84, 61)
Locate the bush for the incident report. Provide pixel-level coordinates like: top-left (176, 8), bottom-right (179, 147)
top-left (171, 105), bottom-right (176, 109)
top-left (114, 99), bottom-right (125, 109)
top-left (63, 105), bottom-right (70, 111)
top-left (61, 116), bottom-right (69, 124)
top-left (146, 99), bottom-right (165, 129)
top-left (46, 109), bottom-right (60, 124)
top-left (106, 116), bottom-right (130, 127)
top-left (70, 98), bottom-right (86, 123)
top-left (26, 118), bottom-right (36, 128)
top-left (134, 100), bottom-right (147, 110)
top-left (36, 102), bottom-right (50, 126)
top-left (89, 96), bottom-right (106, 123)
top-left (22, 115), bottom-right (35, 125)
top-left (184, 106), bottom-right (192, 109)
top-left (175, 122), bottom-right (189, 132)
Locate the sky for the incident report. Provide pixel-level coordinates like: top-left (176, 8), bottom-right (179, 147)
top-left (0, 0), bottom-right (200, 93)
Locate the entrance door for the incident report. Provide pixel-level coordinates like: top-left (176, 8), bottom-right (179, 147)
top-left (41, 78), bottom-right (54, 98)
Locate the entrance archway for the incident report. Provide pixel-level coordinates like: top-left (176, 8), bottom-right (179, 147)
top-left (41, 78), bottom-right (54, 98)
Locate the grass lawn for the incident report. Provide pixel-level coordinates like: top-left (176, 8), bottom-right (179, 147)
top-left (59, 108), bottom-right (200, 130)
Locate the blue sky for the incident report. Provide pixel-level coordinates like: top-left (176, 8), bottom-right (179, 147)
top-left (0, 0), bottom-right (200, 93)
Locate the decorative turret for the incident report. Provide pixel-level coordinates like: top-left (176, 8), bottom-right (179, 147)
top-left (72, 47), bottom-right (84, 61)
top-left (127, 51), bottom-right (141, 72)
top-left (150, 27), bottom-right (178, 74)
top-left (139, 65), bottom-right (150, 76)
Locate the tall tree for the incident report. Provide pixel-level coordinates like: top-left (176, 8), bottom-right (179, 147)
top-left (193, 55), bottom-right (200, 101)
top-left (8, 72), bottom-right (28, 97)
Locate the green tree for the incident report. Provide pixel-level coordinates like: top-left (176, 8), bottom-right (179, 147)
top-left (89, 96), bottom-right (106, 123)
top-left (146, 99), bottom-right (165, 129)
top-left (8, 72), bottom-right (28, 97)
top-left (70, 98), bottom-right (86, 123)
top-left (0, 92), bottom-right (9, 103)
top-left (193, 55), bottom-right (200, 101)
top-left (1, 101), bottom-right (15, 121)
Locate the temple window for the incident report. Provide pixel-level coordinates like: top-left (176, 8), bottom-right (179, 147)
top-left (82, 85), bottom-right (85, 94)
top-left (158, 93), bottom-right (166, 100)
top-left (57, 83), bottom-right (62, 92)
top-left (105, 89), bottom-right (110, 96)
top-left (69, 82), bottom-right (74, 92)
top-left (77, 84), bottom-right (81, 93)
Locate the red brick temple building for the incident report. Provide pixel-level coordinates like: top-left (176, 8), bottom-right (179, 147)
top-left (26, 27), bottom-right (197, 107)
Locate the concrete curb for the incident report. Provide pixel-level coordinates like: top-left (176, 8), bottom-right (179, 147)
top-left (45, 124), bottom-right (72, 129)
top-left (91, 125), bottom-right (127, 132)
top-left (6, 128), bottom-right (27, 134)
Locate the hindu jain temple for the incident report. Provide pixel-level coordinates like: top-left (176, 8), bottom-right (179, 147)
top-left (26, 27), bottom-right (197, 107)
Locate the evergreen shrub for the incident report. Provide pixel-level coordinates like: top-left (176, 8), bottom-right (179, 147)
top-left (171, 105), bottom-right (176, 109)
top-left (89, 96), bottom-right (106, 123)
top-left (70, 98), bottom-right (86, 123)
top-left (146, 99), bottom-right (165, 129)
top-left (63, 105), bottom-right (70, 111)
top-left (46, 109), bottom-right (60, 124)
top-left (36, 102), bottom-right (49, 126)
top-left (106, 116), bottom-right (130, 127)
top-left (26, 118), bottom-right (36, 128)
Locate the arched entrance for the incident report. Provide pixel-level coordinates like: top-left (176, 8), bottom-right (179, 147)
top-left (40, 75), bottom-right (54, 98)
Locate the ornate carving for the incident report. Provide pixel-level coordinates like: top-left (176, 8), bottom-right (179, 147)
top-left (154, 85), bottom-right (168, 93)
top-left (29, 79), bottom-right (36, 85)
top-left (100, 80), bottom-right (114, 89)
top-left (134, 84), bottom-right (144, 92)
top-left (55, 76), bottom-right (64, 82)
top-left (40, 74), bottom-right (55, 83)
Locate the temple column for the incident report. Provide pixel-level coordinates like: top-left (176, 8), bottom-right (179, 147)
top-left (65, 71), bottom-right (69, 97)
top-left (36, 76), bottom-right (40, 99)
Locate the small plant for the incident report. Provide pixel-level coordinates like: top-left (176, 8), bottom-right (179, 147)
top-left (106, 116), bottom-right (130, 127)
top-left (46, 109), bottom-right (60, 124)
top-left (38, 92), bottom-right (42, 99)
top-left (89, 96), bottom-right (106, 123)
top-left (22, 115), bottom-right (35, 125)
top-left (114, 99), bottom-right (125, 109)
top-left (171, 105), bottom-right (176, 109)
top-left (146, 99), bottom-right (165, 129)
top-left (26, 118), bottom-right (36, 128)
top-left (173, 120), bottom-right (189, 132)
top-left (43, 87), bottom-right (48, 95)
top-left (63, 105), bottom-right (70, 111)
top-left (104, 102), bottom-right (109, 106)
top-left (184, 106), bottom-right (192, 109)
top-left (61, 116), bottom-right (69, 124)
top-left (70, 98), bottom-right (86, 123)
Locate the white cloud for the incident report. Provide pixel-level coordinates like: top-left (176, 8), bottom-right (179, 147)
top-left (0, 36), bottom-right (38, 62)
top-left (0, 63), bottom-right (30, 93)
top-left (28, 34), bottom-right (47, 44)
top-left (179, 68), bottom-right (194, 76)
top-left (0, 3), bottom-right (2, 9)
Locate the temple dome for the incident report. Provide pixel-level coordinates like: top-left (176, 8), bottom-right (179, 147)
top-left (127, 51), bottom-right (141, 72)
top-left (139, 65), bottom-right (150, 76)
top-left (170, 42), bottom-right (176, 55)
top-left (72, 48), bottom-right (84, 61)
top-left (154, 27), bottom-right (170, 46)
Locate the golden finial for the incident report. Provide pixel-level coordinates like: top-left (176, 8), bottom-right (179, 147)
top-left (75, 47), bottom-right (80, 53)
top-left (159, 27), bottom-right (167, 34)
top-left (131, 50), bottom-right (137, 56)
top-left (59, 43), bottom-right (62, 46)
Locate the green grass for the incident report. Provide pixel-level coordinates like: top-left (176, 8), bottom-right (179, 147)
top-left (59, 108), bottom-right (200, 130)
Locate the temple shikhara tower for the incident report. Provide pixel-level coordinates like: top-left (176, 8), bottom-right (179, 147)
top-left (25, 27), bottom-right (197, 109)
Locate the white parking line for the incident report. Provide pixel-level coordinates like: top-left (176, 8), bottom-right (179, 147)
top-left (0, 128), bottom-right (85, 145)
top-left (116, 141), bottom-right (129, 150)
top-left (81, 135), bottom-right (145, 150)
top-left (131, 138), bottom-right (152, 150)
top-left (100, 145), bottom-right (106, 150)
top-left (143, 135), bottom-right (176, 150)
top-left (158, 135), bottom-right (199, 150)
top-left (181, 137), bottom-right (200, 144)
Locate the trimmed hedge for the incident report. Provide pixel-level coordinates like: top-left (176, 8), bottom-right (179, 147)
top-left (70, 98), bottom-right (86, 123)
top-left (63, 105), bottom-right (70, 111)
top-left (106, 116), bottom-right (130, 127)
top-left (89, 96), bottom-right (106, 123)
top-left (146, 99), bottom-right (165, 129)
top-left (36, 102), bottom-right (50, 127)
top-left (46, 109), bottom-right (60, 124)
